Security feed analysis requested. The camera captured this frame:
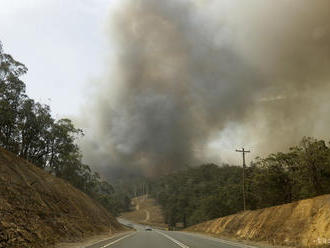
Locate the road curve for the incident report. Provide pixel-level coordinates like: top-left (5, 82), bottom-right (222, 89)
top-left (143, 209), bottom-right (150, 222)
top-left (85, 219), bottom-right (256, 248)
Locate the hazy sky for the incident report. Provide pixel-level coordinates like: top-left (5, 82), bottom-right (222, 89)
top-left (2, 0), bottom-right (329, 170)
top-left (0, 0), bottom-right (251, 167)
top-left (0, 0), bottom-right (117, 118)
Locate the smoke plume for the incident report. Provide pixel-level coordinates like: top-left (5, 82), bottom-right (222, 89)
top-left (80, 0), bottom-right (330, 178)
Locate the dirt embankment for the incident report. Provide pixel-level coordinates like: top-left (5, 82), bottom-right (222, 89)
top-left (121, 195), bottom-right (167, 228)
top-left (0, 148), bottom-right (124, 248)
top-left (186, 194), bottom-right (330, 247)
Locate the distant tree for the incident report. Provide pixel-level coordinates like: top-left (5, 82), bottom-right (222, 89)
top-left (151, 164), bottom-right (244, 227)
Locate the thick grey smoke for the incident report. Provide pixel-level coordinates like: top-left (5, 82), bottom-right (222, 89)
top-left (80, 0), bottom-right (330, 178)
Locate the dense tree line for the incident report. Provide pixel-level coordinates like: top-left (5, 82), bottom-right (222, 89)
top-left (0, 42), bottom-right (130, 215)
top-left (150, 164), bottom-right (243, 227)
top-left (150, 137), bottom-right (330, 228)
top-left (247, 137), bottom-right (330, 208)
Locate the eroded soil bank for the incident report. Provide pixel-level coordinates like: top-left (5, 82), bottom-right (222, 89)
top-left (186, 194), bottom-right (330, 247)
top-left (0, 148), bottom-right (124, 248)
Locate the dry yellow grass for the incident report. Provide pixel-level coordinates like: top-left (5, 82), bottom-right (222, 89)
top-left (186, 194), bottom-right (330, 247)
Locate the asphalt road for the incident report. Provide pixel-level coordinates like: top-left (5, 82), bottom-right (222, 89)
top-left (85, 219), bottom-right (256, 248)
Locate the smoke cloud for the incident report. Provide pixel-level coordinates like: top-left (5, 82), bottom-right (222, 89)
top-left (80, 0), bottom-right (330, 178)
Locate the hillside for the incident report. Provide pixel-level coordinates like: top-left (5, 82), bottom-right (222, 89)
top-left (186, 194), bottom-right (330, 247)
top-left (0, 147), bottom-right (124, 248)
top-left (120, 195), bottom-right (167, 228)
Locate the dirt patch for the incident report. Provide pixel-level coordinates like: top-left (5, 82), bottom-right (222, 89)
top-left (185, 194), bottom-right (330, 247)
top-left (121, 195), bottom-right (167, 228)
top-left (144, 210), bottom-right (150, 222)
top-left (0, 148), bottom-right (124, 248)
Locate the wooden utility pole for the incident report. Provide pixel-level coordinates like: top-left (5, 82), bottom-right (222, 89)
top-left (236, 148), bottom-right (250, 211)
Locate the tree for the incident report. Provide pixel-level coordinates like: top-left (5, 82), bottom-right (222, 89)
top-left (292, 137), bottom-right (330, 196)
top-left (47, 118), bottom-right (83, 173)
top-left (248, 154), bottom-right (294, 208)
top-left (18, 100), bottom-right (54, 167)
top-left (0, 42), bottom-right (28, 152)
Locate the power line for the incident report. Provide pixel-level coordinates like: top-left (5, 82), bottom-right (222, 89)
top-left (236, 148), bottom-right (250, 211)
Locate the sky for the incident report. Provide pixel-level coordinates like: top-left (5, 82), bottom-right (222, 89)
top-left (0, 0), bottom-right (115, 118)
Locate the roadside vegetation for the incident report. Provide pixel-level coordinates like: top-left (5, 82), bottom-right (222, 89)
top-left (150, 137), bottom-right (330, 227)
top-left (0, 42), bottom-right (130, 216)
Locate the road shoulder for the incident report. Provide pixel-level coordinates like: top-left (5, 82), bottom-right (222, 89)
top-left (55, 230), bottom-right (135, 248)
top-left (182, 230), bottom-right (295, 248)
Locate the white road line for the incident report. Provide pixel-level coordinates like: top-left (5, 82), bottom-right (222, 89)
top-left (182, 232), bottom-right (256, 248)
top-left (217, 239), bottom-right (256, 248)
top-left (155, 231), bottom-right (190, 248)
top-left (100, 232), bottom-right (136, 247)
top-left (209, 238), bottom-right (256, 248)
